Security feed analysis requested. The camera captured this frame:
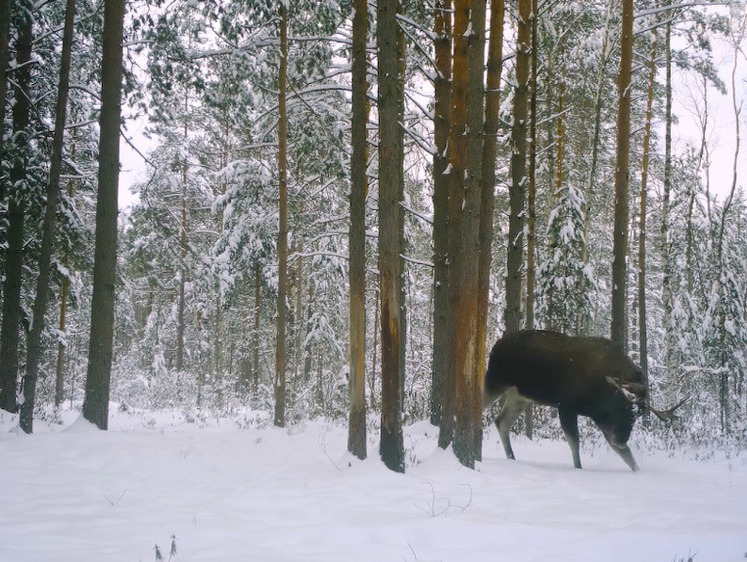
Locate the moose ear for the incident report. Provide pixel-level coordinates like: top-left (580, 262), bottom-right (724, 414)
top-left (622, 382), bottom-right (647, 395)
top-left (606, 376), bottom-right (620, 389)
top-left (606, 376), bottom-right (639, 403)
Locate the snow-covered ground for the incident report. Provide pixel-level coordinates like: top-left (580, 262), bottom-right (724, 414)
top-left (1, 407), bottom-right (745, 562)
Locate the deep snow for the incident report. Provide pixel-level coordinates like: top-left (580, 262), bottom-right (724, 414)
top-left (1, 407), bottom-right (745, 561)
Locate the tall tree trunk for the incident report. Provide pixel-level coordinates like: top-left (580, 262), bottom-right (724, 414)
top-left (661, 10), bottom-right (674, 377)
top-left (716, 17), bottom-right (743, 434)
top-left (274, 4), bottom-right (289, 428)
top-left (0, 1), bottom-right (32, 413)
top-left (525, 0), bottom-right (537, 333)
top-left (56, 152), bottom-right (76, 407)
top-left (348, 0), bottom-right (368, 461)
top-left (638, 31), bottom-right (657, 422)
top-left (547, 81), bottom-right (565, 332)
top-left (55, 273), bottom-right (69, 407)
top-left (438, 0), bottom-right (470, 451)
top-left (370, 287), bottom-right (379, 409)
top-left (477, 0), bottom-right (504, 444)
top-left (454, 0), bottom-right (487, 469)
top-left (477, 0), bottom-right (503, 371)
top-left (83, 0), bottom-right (125, 430)
top-left (377, 0), bottom-right (405, 473)
top-left (302, 281), bottom-right (314, 381)
top-left (524, 0), bottom-right (537, 438)
top-left (176, 105), bottom-right (188, 372)
top-left (253, 262), bottom-right (261, 393)
top-left (431, 0), bottom-right (452, 428)
top-left (397, 27), bottom-right (407, 414)
top-left (20, 0), bottom-right (77, 433)
top-left (294, 241), bottom-right (303, 378)
top-left (610, 0), bottom-right (634, 352)
top-left (505, 0), bottom-right (531, 334)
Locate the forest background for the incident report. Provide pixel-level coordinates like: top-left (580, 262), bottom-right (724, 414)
top-left (0, 0), bottom-right (746, 470)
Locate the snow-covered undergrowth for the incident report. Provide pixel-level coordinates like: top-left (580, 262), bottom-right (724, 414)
top-left (1, 407), bottom-right (745, 561)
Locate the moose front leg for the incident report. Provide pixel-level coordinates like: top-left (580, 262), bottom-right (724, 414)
top-left (558, 406), bottom-right (582, 469)
top-left (600, 429), bottom-right (639, 472)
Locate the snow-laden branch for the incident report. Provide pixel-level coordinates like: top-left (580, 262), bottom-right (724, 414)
top-left (636, 0), bottom-right (732, 20)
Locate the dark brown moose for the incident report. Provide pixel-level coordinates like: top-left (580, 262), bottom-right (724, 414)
top-left (484, 330), bottom-right (684, 472)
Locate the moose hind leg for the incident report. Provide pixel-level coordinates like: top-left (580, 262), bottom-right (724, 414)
top-left (558, 406), bottom-right (582, 469)
top-left (495, 387), bottom-right (527, 461)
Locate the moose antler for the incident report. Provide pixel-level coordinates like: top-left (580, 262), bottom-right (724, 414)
top-left (647, 396), bottom-right (689, 422)
top-left (607, 376), bottom-right (688, 421)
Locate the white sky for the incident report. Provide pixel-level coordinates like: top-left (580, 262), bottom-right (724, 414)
top-left (671, 28), bottom-right (746, 202)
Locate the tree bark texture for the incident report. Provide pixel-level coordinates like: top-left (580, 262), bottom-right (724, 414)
top-left (453, 0), bottom-right (487, 469)
top-left (610, 0), bottom-right (634, 352)
top-left (438, 0), bottom-right (470, 451)
top-left (505, 0), bottom-right (531, 334)
top-left (525, 0), bottom-right (537, 333)
top-left (661, 10), bottom-right (674, 382)
top-left (431, 0), bottom-right (451, 425)
top-left (477, 0), bottom-right (503, 374)
top-left (83, 0), bottom-right (125, 430)
top-left (274, 3), bottom-right (289, 428)
top-left (377, 0), bottom-right (405, 473)
top-left (176, 116), bottom-right (188, 372)
top-left (253, 262), bottom-right (261, 393)
top-left (638, 31), bottom-right (657, 421)
top-left (431, 0), bottom-right (452, 429)
top-left (348, 0), bottom-right (368, 460)
top-left (0, 1), bottom-right (32, 413)
top-left (20, 0), bottom-right (77, 433)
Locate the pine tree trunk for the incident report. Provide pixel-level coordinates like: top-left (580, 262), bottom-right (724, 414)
top-left (302, 282), bottom-right (314, 381)
top-left (20, 0), bottom-right (77, 433)
top-left (370, 287), bottom-right (379, 410)
top-left (377, 0), bottom-right (405, 473)
top-left (83, 0), bottom-right (125, 430)
top-left (253, 262), bottom-right (261, 393)
top-left (505, 0), bottom-right (531, 334)
top-left (274, 4), bottom-right (289, 428)
top-left (547, 82), bottom-right (565, 332)
top-left (525, 0), bottom-right (537, 333)
top-left (661, 12), bottom-right (674, 378)
top-left (524, 0), bottom-right (537, 438)
top-left (638, 31), bottom-right (657, 422)
top-left (477, 0), bottom-right (503, 360)
top-left (176, 116), bottom-right (188, 372)
top-left (610, 0), bottom-right (633, 352)
top-left (56, 165), bottom-right (76, 408)
top-left (453, 0), bottom-right (487, 469)
top-left (294, 242), bottom-right (303, 378)
top-left (348, 0), bottom-right (368, 460)
top-left (431, 0), bottom-right (452, 428)
top-left (439, 0), bottom-right (470, 451)
top-left (55, 274), bottom-right (69, 407)
top-left (716, 25), bottom-right (743, 435)
top-left (0, 2), bottom-right (32, 413)
top-left (477, 0), bottom-right (504, 447)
